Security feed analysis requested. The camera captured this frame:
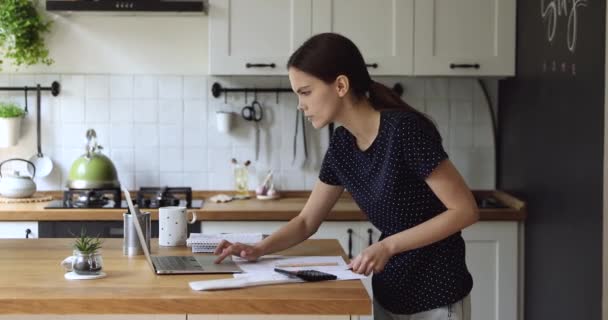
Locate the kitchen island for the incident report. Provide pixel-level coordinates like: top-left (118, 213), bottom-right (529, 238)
top-left (0, 238), bottom-right (370, 319)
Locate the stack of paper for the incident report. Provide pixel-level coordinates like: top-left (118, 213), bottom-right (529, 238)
top-left (186, 233), bottom-right (264, 253)
top-left (189, 255), bottom-right (367, 291)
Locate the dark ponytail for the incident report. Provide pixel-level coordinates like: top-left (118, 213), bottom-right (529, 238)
top-left (288, 33), bottom-right (439, 136)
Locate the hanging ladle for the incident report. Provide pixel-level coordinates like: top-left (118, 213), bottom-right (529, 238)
top-left (27, 85), bottom-right (54, 177)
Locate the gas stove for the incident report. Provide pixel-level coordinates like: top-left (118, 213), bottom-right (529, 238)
top-left (44, 187), bottom-right (203, 209)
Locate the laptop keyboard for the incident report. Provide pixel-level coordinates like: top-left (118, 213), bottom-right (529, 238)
top-left (153, 256), bottom-right (202, 270)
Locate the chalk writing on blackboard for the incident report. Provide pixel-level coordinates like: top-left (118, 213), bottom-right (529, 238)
top-left (541, 0), bottom-right (588, 53)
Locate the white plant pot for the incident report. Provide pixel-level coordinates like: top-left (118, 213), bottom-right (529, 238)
top-left (0, 117), bottom-right (22, 148)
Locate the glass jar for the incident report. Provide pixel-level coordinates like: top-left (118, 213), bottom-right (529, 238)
top-left (234, 164), bottom-right (249, 198)
top-left (71, 250), bottom-right (103, 275)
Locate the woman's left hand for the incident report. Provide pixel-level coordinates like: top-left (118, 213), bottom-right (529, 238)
top-left (347, 241), bottom-right (392, 276)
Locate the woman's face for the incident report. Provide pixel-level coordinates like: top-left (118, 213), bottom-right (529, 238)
top-left (288, 67), bottom-right (342, 129)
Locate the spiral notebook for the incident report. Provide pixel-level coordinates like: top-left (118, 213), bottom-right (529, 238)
top-left (186, 233), bottom-right (264, 253)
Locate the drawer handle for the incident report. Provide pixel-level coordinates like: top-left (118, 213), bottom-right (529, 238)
top-left (367, 228), bottom-right (373, 246)
top-left (347, 228), bottom-right (353, 259)
top-left (25, 228), bottom-right (32, 239)
top-left (246, 63), bottom-right (276, 68)
top-left (450, 63), bottom-right (480, 69)
top-left (366, 63), bottom-right (379, 69)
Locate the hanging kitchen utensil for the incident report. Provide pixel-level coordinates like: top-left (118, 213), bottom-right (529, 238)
top-left (241, 100), bottom-right (263, 161)
top-left (66, 129), bottom-right (120, 189)
top-left (28, 85), bottom-right (53, 177)
top-left (0, 158), bottom-right (37, 198)
top-left (292, 109), bottom-right (308, 164)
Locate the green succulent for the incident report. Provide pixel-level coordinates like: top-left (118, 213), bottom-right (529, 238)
top-left (72, 228), bottom-right (103, 254)
top-left (0, 102), bottom-right (25, 118)
top-left (0, 0), bottom-right (54, 70)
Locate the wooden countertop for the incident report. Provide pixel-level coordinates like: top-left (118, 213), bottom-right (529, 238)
top-left (0, 238), bottom-right (370, 315)
top-left (0, 190), bottom-right (526, 221)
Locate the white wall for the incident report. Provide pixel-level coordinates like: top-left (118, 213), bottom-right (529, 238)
top-left (3, 10), bottom-right (207, 74)
top-left (0, 11), bottom-right (496, 191)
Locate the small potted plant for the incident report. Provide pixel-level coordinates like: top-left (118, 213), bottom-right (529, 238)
top-left (70, 229), bottom-right (104, 275)
top-left (0, 102), bottom-right (25, 147)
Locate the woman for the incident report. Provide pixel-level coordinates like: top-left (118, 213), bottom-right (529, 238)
top-left (214, 33), bottom-right (478, 320)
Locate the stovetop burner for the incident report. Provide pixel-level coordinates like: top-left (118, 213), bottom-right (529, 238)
top-left (64, 188), bottom-right (121, 208)
top-left (136, 186), bottom-right (193, 208)
top-left (45, 186), bottom-right (202, 209)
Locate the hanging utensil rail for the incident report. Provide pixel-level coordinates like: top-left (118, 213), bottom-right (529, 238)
top-left (0, 81), bottom-right (61, 96)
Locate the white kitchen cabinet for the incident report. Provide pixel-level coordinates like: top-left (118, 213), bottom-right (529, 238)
top-left (0, 221), bottom-right (38, 239)
top-left (311, 0), bottom-right (414, 75)
top-left (208, 0), bottom-right (312, 75)
top-left (462, 221), bottom-right (519, 320)
top-left (200, 220), bottom-right (521, 320)
top-left (413, 0), bottom-right (516, 76)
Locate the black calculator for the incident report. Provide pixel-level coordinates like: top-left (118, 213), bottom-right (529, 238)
top-left (274, 268), bottom-right (338, 282)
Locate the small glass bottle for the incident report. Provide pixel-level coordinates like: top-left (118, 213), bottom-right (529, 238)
top-left (234, 163), bottom-right (249, 198)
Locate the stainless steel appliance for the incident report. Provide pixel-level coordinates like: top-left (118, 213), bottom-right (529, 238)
top-left (39, 187), bottom-right (203, 238)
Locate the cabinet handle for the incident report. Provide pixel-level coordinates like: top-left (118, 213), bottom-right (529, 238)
top-left (25, 228), bottom-right (32, 239)
top-left (367, 228), bottom-right (373, 246)
top-left (450, 63), bottom-right (480, 69)
top-left (246, 63), bottom-right (276, 69)
top-left (366, 63), bottom-right (379, 69)
top-left (347, 228), bottom-right (353, 259)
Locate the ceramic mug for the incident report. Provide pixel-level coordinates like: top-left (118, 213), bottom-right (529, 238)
top-left (216, 111), bottom-right (233, 133)
top-left (159, 206), bottom-right (197, 246)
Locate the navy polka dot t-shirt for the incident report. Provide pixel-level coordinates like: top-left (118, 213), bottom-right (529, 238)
top-left (319, 110), bottom-right (473, 315)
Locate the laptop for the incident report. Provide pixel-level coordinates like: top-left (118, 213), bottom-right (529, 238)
top-left (122, 186), bottom-right (243, 275)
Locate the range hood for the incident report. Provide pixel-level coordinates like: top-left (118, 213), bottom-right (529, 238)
top-left (46, 0), bottom-right (206, 13)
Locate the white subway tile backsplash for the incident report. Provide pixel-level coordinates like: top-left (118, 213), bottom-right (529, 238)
top-left (133, 75), bottom-right (158, 99)
top-left (61, 75), bottom-right (85, 96)
top-left (160, 147), bottom-right (183, 171)
top-left (159, 124), bottom-right (184, 147)
top-left (449, 100), bottom-right (473, 123)
top-left (85, 99), bottom-right (110, 123)
top-left (60, 96), bottom-right (85, 123)
top-left (134, 124), bottom-right (159, 147)
top-left (135, 171), bottom-right (159, 188)
top-left (133, 99), bottom-right (158, 123)
top-left (61, 124), bottom-right (87, 148)
top-left (118, 172), bottom-right (135, 191)
top-left (183, 172), bottom-right (208, 190)
top-left (449, 78), bottom-right (474, 100)
top-left (160, 172), bottom-right (184, 186)
top-left (158, 99), bottom-right (183, 124)
top-left (110, 75), bottom-right (134, 99)
top-left (110, 148), bottom-right (135, 173)
top-left (449, 124), bottom-right (474, 148)
top-left (85, 75), bottom-right (109, 98)
top-left (184, 147), bottom-right (207, 172)
top-left (134, 147), bottom-right (159, 172)
top-left (110, 124), bottom-right (134, 148)
top-left (183, 99), bottom-right (206, 128)
top-left (158, 76), bottom-right (183, 99)
top-left (425, 78), bottom-right (449, 98)
top-left (183, 126), bottom-right (205, 147)
top-left (183, 76), bottom-right (206, 99)
top-left (1, 74), bottom-right (497, 191)
top-left (426, 99), bottom-right (450, 126)
top-left (473, 124), bottom-right (494, 148)
top-left (110, 99), bottom-right (134, 123)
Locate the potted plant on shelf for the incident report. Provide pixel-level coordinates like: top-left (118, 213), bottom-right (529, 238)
top-left (70, 229), bottom-right (104, 275)
top-left (0, 102), bottom-right (24, 147)
top-left (0, 0), bottom-right (54, 70)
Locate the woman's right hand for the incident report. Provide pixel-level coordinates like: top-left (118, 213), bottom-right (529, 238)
top-left (213, 240), bottom-right (264, 264)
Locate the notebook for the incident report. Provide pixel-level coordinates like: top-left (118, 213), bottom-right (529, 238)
top-left (187, 233), bottom-right (264, 253)
top-left (122, 186), bottom-right (242, 275)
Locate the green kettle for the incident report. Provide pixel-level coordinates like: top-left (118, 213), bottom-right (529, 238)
top-left (66, 129), bottom-right (120, 189)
